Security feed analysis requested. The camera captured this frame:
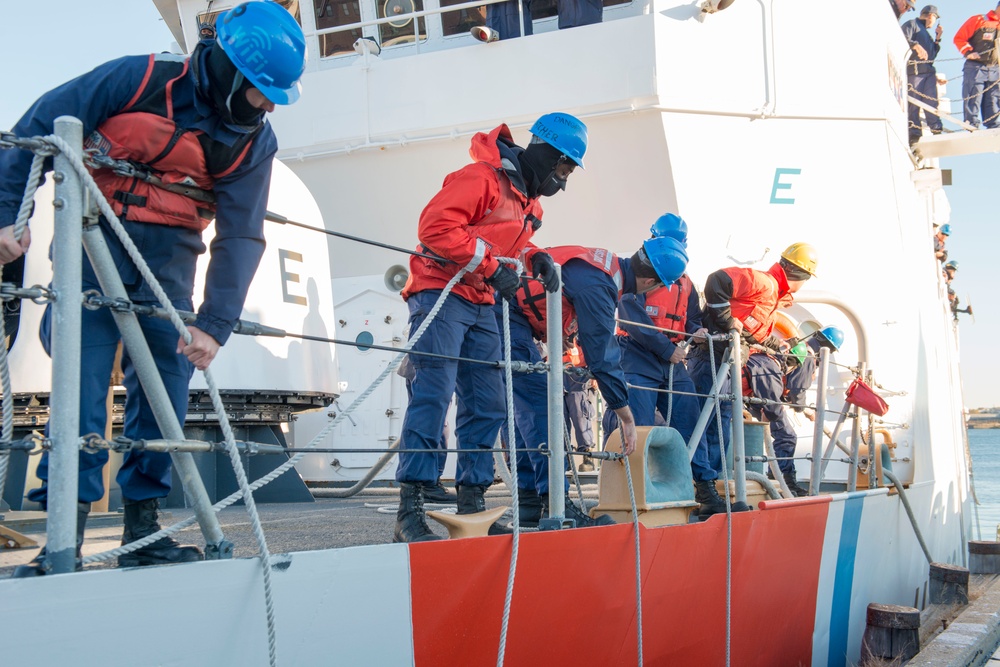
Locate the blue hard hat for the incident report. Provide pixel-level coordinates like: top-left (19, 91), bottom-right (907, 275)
top-left (649, 213), bottom-right (688, 244)
top-left (530, 113), bottom-right (588, 168)
top-left (816, 325), bottom-right (845, 352)
top-left (945, 260), bottom-right (958, 270)
top-left (641, 236), bottom-right (689, 285)
top-left (939, 223), bottom-right (952, 236)
top-left (217, 1), bottom-right (306, 105)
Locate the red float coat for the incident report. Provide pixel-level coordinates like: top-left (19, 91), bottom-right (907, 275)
top-left (954, 10), bottom-right (1000, 64)
top-left (401, 125), bottom-right (543, 305)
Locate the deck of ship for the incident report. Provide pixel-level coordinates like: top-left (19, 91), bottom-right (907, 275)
top-left (0, 482), bottom-right (596, 577)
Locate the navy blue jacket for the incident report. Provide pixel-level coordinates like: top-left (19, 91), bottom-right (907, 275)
top-left (783, 337), bottom-right (821, 409)
top-left (617, 286), bottom-right (703, 383)
top-left (901, 18), bottom-right (941, 75)
top-left (0, 47), bottom-right (277, 345)
top-left (561, 256), bottom-right (638, 411)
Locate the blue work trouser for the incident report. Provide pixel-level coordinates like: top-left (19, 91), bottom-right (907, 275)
top-left (487, 0), bottom-right (532, 40)
top-left (404, 380), bottom-right (447, 478)
top-left (29, 286), bottom-right (194, 505)
top-left (686, 346), bottom-right (731, 478)
top-left (962, 61), bottom-right (1000, 128)
top-left (396, 291), bottom-right (504, 487)
top-left (908, 70), bottom-right (943, 140)
top-left (626, 362), bottom-right (717, 482)
top-left (744, 353), bottom-right (797, 476)
top-left (494, 303), bottom-right (568, 495)
top-left (563, 382), bottom-right (595, 451)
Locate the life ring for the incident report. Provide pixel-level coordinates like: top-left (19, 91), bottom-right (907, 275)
top-left (773, 311), bottom-right (799, 340)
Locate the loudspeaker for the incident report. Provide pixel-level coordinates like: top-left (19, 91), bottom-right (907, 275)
top-left (384, 264), bottom-right (409, 292)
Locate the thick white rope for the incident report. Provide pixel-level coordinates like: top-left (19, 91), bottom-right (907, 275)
top-left (496, 258), bottom-right (522, 667)
top-left (0, 153), bottom-right (45, 503)
top-left (707, 333), bottom-right (732, 667)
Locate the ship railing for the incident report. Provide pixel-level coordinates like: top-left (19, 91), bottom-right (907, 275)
top-left (614, 312), bottom-right (903, 499)
top-left (1, 120), bottom-right (617, 666)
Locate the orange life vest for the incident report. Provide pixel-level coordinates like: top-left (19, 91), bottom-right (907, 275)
top-left (516, 246), bottom-right (622, 342)
top-left (719, 264), bottom-right (791, 343)
top-left (84, 53), bottom-right (256, 231)
top-left (619, 275), bottom-right (693, 342)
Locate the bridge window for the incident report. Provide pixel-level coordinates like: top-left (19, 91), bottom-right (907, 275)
top-left (378, 0), bottom-right (428, 46)
top-left (440, 0), bottom-right (486, 37)
top-left (315, 0), bottom-right (364, 57)
top-left (198, 1), bottom-right (303, 37)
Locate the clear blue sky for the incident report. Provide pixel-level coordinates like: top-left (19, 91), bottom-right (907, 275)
top-left (1, 0), bottom-right (997, 407)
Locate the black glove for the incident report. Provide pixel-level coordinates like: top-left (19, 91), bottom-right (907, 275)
top-left (531, 252), bottom-right (560, 293)
top-left (487, 264), bottom-right (521, 302)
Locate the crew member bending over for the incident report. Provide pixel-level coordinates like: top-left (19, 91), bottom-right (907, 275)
top-left (504, 238), bottom-right (688, 526)
top-left (0, 1), bottom-right (305, 575)
top-left (687, 243), bottom-right (818, 507)
top-left (394, 112), bottom-right (587, 542)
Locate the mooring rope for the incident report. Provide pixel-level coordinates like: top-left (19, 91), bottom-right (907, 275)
top-left (496, 260), bottom-right (522, 667)
top-left (0, 152), bottom-right (45, 505)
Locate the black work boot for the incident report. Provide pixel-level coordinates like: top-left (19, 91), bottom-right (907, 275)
top-left (695, 479), bottom-right (727, 518)
top-left (12, 501), bottom-right (90, 577)
top-left (540, 493), bottom-right (616, 528)
top-left (695, 480), bottom-right (751, 518)
top-left (783, 471), bottom-right (810, 497)
top-left (518, 488), bottom-right (543, 528)
top-left (393, 483), bottom-right (444, 543)
top-left (423, 481), bottom-right (457, 504)
top-left (456, 484), bottom-right (512, 535)
top-left (118, 498), bottom-right (203, 567)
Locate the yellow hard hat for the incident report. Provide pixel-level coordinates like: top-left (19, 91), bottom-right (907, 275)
top-left (780, 242), bottom-right (819, 277)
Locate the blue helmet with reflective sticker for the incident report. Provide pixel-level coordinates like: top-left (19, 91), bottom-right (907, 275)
top-left (939, 223), bottom-right (952, 236)
top-left (217, 1), bottom-right (307, 105)
top-left (530, 112), bottom-right (588, 168)
top-left (816, 325), bottom-right (845, 351)
top-left (650, 213), bottom-right (688, 244)
top-left (641, 236), bottom-right (689, 285)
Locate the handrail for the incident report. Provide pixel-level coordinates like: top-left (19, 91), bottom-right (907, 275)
top-left (313, 0), bottom-right (525, 38)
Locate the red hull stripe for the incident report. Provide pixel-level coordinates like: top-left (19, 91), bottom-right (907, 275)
top-left (409, 500), bottom-right (830, 665)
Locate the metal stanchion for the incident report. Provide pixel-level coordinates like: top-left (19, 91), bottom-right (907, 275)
top-left (686, 354), bottom-right (730, 461)
top-left (729, 332), bottom-right (747, 507)
top-left (867, 369), bottom-right (878, 490)
top-left (848, 362), bottom-right (866, 492)
top-left (808, 346), bottom-right (830, 495)
top-left (81, 224), bottom-right (229, 555)
top-left (48, 117), bottom-right (84, 574)
top-left (545, 264), bottom-right (565, 525)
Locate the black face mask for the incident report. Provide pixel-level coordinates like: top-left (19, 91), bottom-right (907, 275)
top-left (204, 42), bottom-right (265, 129)
top-left (520, 141), bottom-right (565, 199)
top-left (537, 170), bottom-right (567, 197)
